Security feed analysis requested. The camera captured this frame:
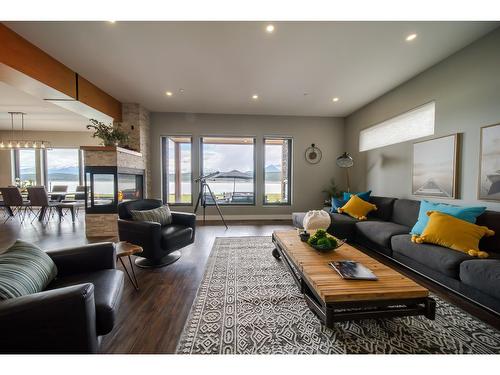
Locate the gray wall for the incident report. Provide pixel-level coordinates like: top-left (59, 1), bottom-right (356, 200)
top-left (345, 27), bottom-right (500, 211)
top-left (150, 113), bottom-right (345, 218)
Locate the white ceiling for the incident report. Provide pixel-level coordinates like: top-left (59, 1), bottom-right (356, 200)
top-left (4, 21), bottom-right (500, 117)
top-left (0, 82), bottom-right (90, 132)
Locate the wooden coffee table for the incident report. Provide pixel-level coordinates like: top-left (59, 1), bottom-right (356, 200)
top-left (272, 230), bottom-right (435, 327)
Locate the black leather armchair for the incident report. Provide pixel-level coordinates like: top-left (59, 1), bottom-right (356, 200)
top-left (118, 199), bottom-right (196, 268)
top-left (0, 242), bottom-right (124, 353)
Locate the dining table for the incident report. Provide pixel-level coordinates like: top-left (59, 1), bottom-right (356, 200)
top-left (18, 191), bottom-right (78, 221)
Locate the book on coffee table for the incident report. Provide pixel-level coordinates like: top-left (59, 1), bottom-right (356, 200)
top-left (329, 261), bottom-right (378, 281)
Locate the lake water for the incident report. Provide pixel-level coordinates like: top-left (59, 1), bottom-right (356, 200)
top-left (170, 181), bottom-right (282, 194)
top-left (49, 181), bottom-right (282, 195)
top-left (47, 180), bottom-right (80, 192)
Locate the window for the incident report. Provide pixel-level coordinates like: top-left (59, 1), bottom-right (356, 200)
top-left (264, 138), bottom-right (292, 205)
top-left (162, 136), bottom-right (192, 204)
top-left (45, 148), bottom-right (82, 192)
top-left (14, 149), bottom-right (37, 185)
top-left (201, 137), bottom-right (255, 205)
top-left (359, 101), bottom-right (435, 152)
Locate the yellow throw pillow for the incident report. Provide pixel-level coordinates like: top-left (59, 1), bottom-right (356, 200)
top-left (338, 194), bottom-right (377, 220)
top-left (411, 211), bottom-right (495, 258)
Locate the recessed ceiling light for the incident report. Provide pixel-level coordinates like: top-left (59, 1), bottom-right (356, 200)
top-left (332, 97), bottom-right (339, 102)
top-left (266, 24), bottom-right (275, 33)
top-left (166, 91), bottom-right (173, 96)
top-left (252, 94), bottom-right (259, 100)
top-left (406, 33), bottom-right (417, 42)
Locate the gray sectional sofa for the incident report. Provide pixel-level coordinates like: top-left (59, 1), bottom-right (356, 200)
top-left (292, 196), bottom-right (500, 316)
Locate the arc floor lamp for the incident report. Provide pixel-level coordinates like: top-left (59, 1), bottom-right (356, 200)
top-left (336, 152), bottom-right (354, 192)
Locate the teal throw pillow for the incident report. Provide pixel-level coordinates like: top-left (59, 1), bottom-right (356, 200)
top-left (331, 197), bottom-right (348, 212)
top-left (0, 240), bottom-right (58, 300)
top-left (410, 200), bottom-right (487, 235)
top-left (343, 190), bottom-right (372, 202)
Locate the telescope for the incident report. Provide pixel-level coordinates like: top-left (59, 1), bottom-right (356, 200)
top-left (194, 171), bottom-right (219, 182)
top-left (193, 171), bottom-right (228, 229)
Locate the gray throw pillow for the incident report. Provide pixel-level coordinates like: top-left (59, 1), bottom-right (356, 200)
top-left (130, 205), bottom-right (172, 225)
top-left (0, 240), bottom-right (58, 300)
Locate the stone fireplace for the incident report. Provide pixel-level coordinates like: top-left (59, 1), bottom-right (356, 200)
top-left (81, 146), bottom-right (145, 238)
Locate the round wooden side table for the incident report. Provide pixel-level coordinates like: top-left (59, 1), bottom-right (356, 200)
top-left (115, 241), bottom-right (143, 291)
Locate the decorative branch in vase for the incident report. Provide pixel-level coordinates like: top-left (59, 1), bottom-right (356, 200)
top-left (86, 119), bottom-right (129, 148)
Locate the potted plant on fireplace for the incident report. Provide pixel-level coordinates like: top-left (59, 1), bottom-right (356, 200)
top-left (86, 119), bottom-right (129, 148)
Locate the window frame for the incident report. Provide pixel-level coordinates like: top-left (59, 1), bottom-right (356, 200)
top-left (262, 137), bottom-right (293, 206)
top-left (161, 135), bottom-right (194, 206)
top-left (42, 147), bottom-right (84, 190)
top-left (200, 135), bottom-right (256, 206)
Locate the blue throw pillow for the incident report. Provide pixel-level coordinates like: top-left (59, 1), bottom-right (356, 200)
top-left (331, 197), bottom-right (348, 212)
top-left (410, 200), bottom-right (487, 235)
top-left (343, 190), bottom-right (372, 202)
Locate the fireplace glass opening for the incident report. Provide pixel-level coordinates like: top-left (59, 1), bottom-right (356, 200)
top-left (118, 173), bottom-right (144, 202)
top-left (85, 166), bottom-right (144, 214)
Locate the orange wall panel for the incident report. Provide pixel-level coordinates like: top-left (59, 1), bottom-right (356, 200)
top-left (0, 23), bottom-right (77, 99)
top-left (77, 75), bottom-right (122, 122)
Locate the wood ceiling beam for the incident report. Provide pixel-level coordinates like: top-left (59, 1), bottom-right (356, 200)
top-left (0, 23), bottom-right (122, 122)
top-left (0, 23), bottom-right (77, 99)
top-left (77, 75), bottom-right (122, 121)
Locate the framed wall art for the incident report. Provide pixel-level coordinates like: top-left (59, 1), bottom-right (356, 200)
top-left (412, 134), bottom-right (460, 198)
top-left (478, 123), bottom-right (500, 201)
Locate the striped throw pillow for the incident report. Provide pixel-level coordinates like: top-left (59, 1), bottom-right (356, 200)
top-left (130, 205), bottom-right (172, 225)
top-left (0, 240), bottom-right (58, 300)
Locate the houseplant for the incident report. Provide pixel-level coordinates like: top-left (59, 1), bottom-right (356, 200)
top-left (322, 177), bottom-right (341, 206)
top-left (86, 119), bottom-right (129, 147)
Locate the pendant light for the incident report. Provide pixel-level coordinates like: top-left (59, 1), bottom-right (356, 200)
top-left (0, 112), bottom-right (51, 150)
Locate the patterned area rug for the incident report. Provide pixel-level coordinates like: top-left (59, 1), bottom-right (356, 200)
top-left (176, 236), bottom-right (500, 354)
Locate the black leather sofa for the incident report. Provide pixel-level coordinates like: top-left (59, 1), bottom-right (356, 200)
top-left (0, 242), bottom-right (124, 353)
top-left (293, 197), bottom-right (500, 316)
top-left (118, 199), bottom-right (196, 268)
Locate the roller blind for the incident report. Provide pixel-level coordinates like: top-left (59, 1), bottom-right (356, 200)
top-left (359, 101), bottom-right (435, 152)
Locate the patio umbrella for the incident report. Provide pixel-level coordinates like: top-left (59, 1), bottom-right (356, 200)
top-left (213, 169), bottom-right (253, 194)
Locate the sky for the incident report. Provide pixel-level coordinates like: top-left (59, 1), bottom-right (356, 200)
top-left (46, 149), bottom-right (80, 169)
top-left (203, 144), bottom-right (254, 173)
top-left (18, 148), bottom-right (80, 172)
top-left (20, 141), bottom-right (285, 176)
top-left (17, 149), bottom-right (36, 171)
top-left (168, 140), bottom-right (284, 174)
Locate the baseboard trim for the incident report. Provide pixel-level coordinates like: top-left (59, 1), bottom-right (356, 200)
top-left (195, 214), bottom-right (292, 221)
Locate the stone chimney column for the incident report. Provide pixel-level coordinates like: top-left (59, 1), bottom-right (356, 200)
top-left (114, 103), bottom-right (151, 198)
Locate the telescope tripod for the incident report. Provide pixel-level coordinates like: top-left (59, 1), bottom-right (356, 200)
top-left (193, 180), bottom-right (228, 229)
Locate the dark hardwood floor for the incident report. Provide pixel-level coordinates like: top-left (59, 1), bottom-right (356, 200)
top-left (0, 215), bottom-right (498, 353)
top-left (0, 216), bottom-right (293, 353)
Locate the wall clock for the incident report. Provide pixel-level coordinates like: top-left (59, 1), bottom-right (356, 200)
top-left (305, 143), bottom-right (322, 164)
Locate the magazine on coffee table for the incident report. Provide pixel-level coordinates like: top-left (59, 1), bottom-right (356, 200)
top-left (329, 261), bottom-right (378, 281)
